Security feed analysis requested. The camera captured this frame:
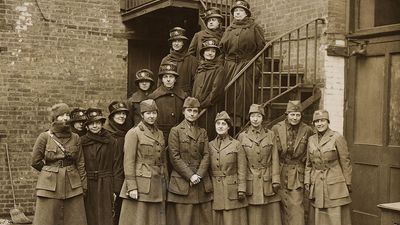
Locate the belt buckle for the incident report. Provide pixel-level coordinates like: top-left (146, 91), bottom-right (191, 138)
top-left (59, 160), bottom-right (64, 167)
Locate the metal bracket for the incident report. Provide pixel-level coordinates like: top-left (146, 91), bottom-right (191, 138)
top-left (326, 45), bottom-right (348, 57)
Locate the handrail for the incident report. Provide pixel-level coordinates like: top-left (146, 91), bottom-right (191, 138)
top-left (224, 18), bottom-right (325, 91)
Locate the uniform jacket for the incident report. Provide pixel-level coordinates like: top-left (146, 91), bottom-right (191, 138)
top-left (103, 119), bottom-right (128, 193)
top-left (209, 135), bottom-right (248, 210)
top-left (160, 50), bottom-right (198, 94)
top-left (305, 128), bottom-right (352, 208)
top-left (127, 90), bottom-right (151, 127)
top-left (149, 85), bottom-right (187, 140)
top-left (188, 28), bottom-right (223, 59)
top-left (81, 129), bottom-right (116, 225)
top-left (271, 121), bottom-right (314, 190)
top-left (167, 120), bottom-right (213, 204)
top-left (31, 124), bottom-right (87, 199)
top-left (120, 121), bottom-right (168, 203)
top-left (238, 127), bottom-right (281, 205)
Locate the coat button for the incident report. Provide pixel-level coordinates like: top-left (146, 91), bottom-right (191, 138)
top-left (171, 94), bottom-right (174, 97)
top-left (171, 113), bottom-right (175, 116)
top-left (258, 175), bottom-right (262, 178)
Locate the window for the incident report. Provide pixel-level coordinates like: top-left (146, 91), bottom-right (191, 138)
top-left (356, 0), bottom-right (400, 30)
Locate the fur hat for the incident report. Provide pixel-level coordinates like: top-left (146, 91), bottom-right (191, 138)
top-left (158, 62), bottom-right (179, 78)
top-left (200, 38), bottom-right (220, 58)
top-left (168, 27), bottom-right (188, 42)
top-left (50, 103), bottom-right (70, 122)
top-left (135, 69), bottom-right (155, 86)
top-left (69, 107), bottom-right (87, 123)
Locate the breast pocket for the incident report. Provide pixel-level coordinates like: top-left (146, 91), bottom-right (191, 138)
top-left (136, 169), bottom-right (152, 194)
top-left (227, 176), bottom-right (239, 200)
top-left (140, 140), bottom-right (154, 156)
top-left (263, 175), bottom-right (275, 196)
top-left (261, 142), bottom-right (273, 158)
top-left (66, 145), bottom-right (80, 159)
top-left (168, 171), bottom-right (189, 195)
top-left (327, 176), bottom-right (349, 199)
top-left (36, 166), bottom-right (59, 191)
top-left (323, 148), bottom-right (339, 161)
top-left (67, 166), bottom-right (82, 189)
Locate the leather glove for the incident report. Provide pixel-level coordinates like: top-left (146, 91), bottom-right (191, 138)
top-left (347, 184), bottom-right (352, 193)
top-left (128, 190), bottom-right (138, 199)
top-left (272, 183), bottom-right (281, 193)
top-left (238, 191), bottom-right (246, 201)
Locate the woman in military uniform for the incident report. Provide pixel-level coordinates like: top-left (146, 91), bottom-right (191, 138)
top-left (127, 69), bottom-right (155, 127)
top-left (192, 38), bottom-right (225, 137)
top-left (271, 100), bottom-right (314, 225)
top-left (209, 111), bottom-right (248, 225)
top-left (81, 108), bottom-right (116, 225)
top-left (31, 103), bottom-right (87, 225)
top-left (119, 99), bottom-right (168, 225)
top-left (103, 101), bottom-right (130, 225)
top-left (149, 62), bottom-right (187, 143)
top-left (167, 97), bottom-right (213, 225)
top-left (305, 110), bottom-right (352, 225)
top-left (160, 27), bottom-right (198, 94)
top-left (188, 7), bottom-right (224, 60)
top-left (237, 104), bottom-right (282, 225)
top-left (220, 0), bottom-right (266, 127)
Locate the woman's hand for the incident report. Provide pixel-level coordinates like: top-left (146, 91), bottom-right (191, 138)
top-left (128, 190), bottom-right (138, 199)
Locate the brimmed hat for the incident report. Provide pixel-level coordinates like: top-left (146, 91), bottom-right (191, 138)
top-left (108, 101), bottom-right (129, 118)
top-left (200, 38), bottom-right (220, 58)
top-left (204, 7), bottom-right (223, 22)
top-left (168, 27), bottom-right (188, 42)
top-left (158, 62), bottom-right (179, 78)
top-left (183, 97), bottom-right (201, 108)
top-left (313, 109), bottom-right (329, 122)
top-left (50, 103), bottom-right (70, 122)
top-left (231, 0), bottom-right (251, 17)
top-left (85, 108), bottom-right (106, 125)
top-left (69, 107), bottom-right (87, 123)
top-left (140, 99), bottom-right (158, 113)
top-left (135, 69), bottom-right (154, 86)
top-left (286, 100), bottom-right (302, 113)
top-left (215, 111), bottom-right (232, 127)
top-left (248, 104), bottom-right (265, 116)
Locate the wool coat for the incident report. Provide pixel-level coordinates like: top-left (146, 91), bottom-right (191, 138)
top-left (127, 89), bottom-right (151, 128)
top-left (160, 49), bottom-right (198, 94)
top-left (31, 123), bottom-right (87, 225)
top-left (149, 85), bottom-right (187, 142)
top-left (188, 28), bottom-right (223, 59)
top-left (119, 122), bottom-right (168, 225)
top-left (220, 18), bottom-right (265, 120)
top-left (81, 129), bottom-right (116, 225)
top-left (305, 128), bottom-right (352, 208)
top-left (209, 135), bottom-right (248, 211)
top-left (271, 120), bottom-right (314, 225)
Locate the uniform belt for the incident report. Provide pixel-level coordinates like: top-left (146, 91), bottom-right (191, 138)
top-left (312, 160), bottom-right (338, 170)
top-left (138, 159), bottom-right (163, 166)
top-left (281, 159), bottom-right (303, 165)
top-left (46, 159), bottom-right (74, 167)
top-left (211, 170), bottom-right (235, 177)
top-left (87, 170), bottom-right (113, 180)
top-left (249, 162), bottom-right (271, 169)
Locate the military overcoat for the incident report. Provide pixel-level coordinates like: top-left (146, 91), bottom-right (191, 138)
top-left (305, 128), bottom-right (352, 208)
top-left (188, 28), bottom-right (223, 59)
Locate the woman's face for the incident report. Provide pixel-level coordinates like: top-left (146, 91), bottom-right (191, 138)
top-left (250, 112), bottom-right (263, 128)
top-left (204, 48), bottom-right (217, 61)
top-left (142, 111), bottom-right (158, 125)
top-left (233, 8), bottom-right (247, 21)
top-left (172, 40), bottom-right (184, 51)
top-left (139, 81), bottom-right (151, 91)
top-left (73, 121), bottom-right (84, 131)
top-left (314, 119), bottom-right (329, 133)
top-left (56, 113), bottom-right (70, 122)
top-left (207, 18), bottom-right (221, 30)
top-left (113, 111), bottom-right (127, 125)
top-left (287, 112), bottom-right (302, 126)
top-left (215, 120), bottom-right (229, 135)
top-left (87, 121), bottom-right (103, 134)
top-left (162, 74), bottom-right (176, 88)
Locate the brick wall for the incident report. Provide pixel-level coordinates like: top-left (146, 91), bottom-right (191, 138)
top-left (0, 0), bottom-right (127, 215)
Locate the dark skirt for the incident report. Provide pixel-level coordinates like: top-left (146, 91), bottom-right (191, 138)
top-left (32, 195), bottom-right (87, 225)
top-left (119, 200), bottom-right (166, 225)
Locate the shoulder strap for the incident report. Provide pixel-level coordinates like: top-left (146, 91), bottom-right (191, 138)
top-left (47, 131), bottom-right (67, 154)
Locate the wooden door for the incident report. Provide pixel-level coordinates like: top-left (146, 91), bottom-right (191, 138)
top-left (345, 36), bottom-right (400, 225)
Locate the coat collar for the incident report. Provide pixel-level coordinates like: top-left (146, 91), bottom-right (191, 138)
top-left (211, 135), bottom-right (233, 152)
top-left (138, 121), bottom-right (161, 142)
top-left (246, 127), bottom-right (268, 144)
top-left (293, 122), bottom-right (309, 150)
top-left (178, 120), bottom-right (201, 141)
top-left (317, 128), bottom-right (335, 147)
top-left (276, 121), bottom-right (309, 152)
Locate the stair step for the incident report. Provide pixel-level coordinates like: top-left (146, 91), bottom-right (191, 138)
top-left (258, 86), bottom-right (298, 90)
top-left (262, 71), bottom-right (304, 75)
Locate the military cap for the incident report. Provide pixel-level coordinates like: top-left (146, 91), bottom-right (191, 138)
top-left (215, 111), bottom-right (232, 127)
top-left (231, 0), bottom-right (251, 17)
top-left (140, 99), bottom-right (158, 113)
top-left (183, 97), bottom-right (201, 108)
top-left (85, 108), bottom-right (106, 125)
top-left (168, 27), bottom-right (188, 42)
top-left (69, 107), bottom-right (87, 123)
top-left (286, 100), bottom-right (302, 113)
top-left (200, 38), bottom-right (220, 57)
top-left (50, 103), bottom-right (70, 122)
top-left (135, 69), bottom-right (155, 86)
top-left (108, 101), bottom-right (129, 118)
top-left (248, 104), bottom-right (265, 116)
top-left (313, 109), bottom-right (330, 122)
top-left (204, 7), bottom-right (223, 21)
top-left (158, 62), bottom-right (179, 77)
